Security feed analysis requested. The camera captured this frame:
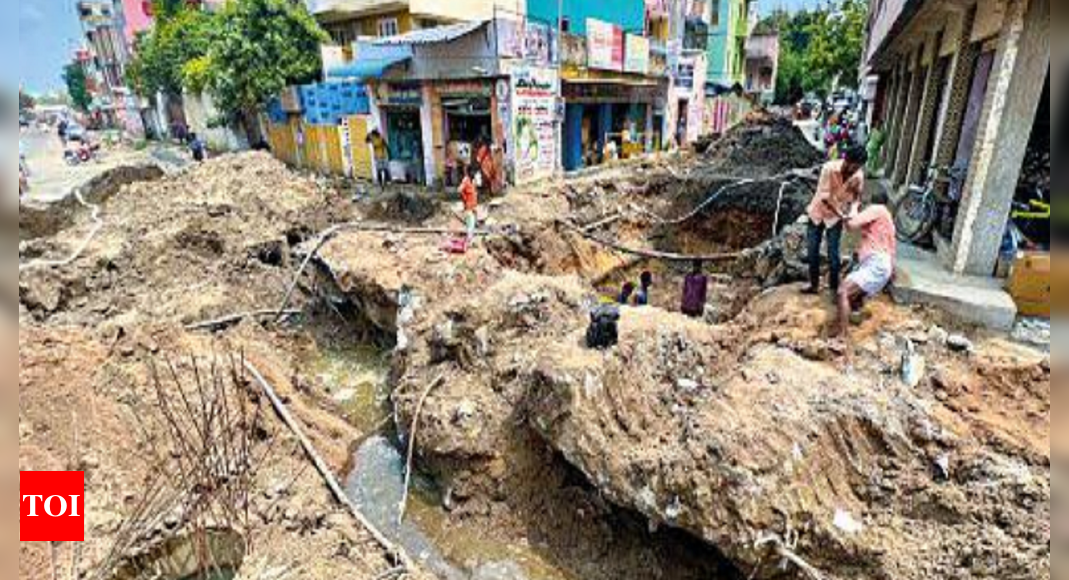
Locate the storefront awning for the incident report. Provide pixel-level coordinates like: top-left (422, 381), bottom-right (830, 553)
top-left (326, 55), bottom-right (411, 81)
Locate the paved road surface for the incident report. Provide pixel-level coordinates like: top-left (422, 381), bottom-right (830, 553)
top-left (794, 119), bottom-right (825, 152)
top-left (19, 128), bottom-right (189, 204)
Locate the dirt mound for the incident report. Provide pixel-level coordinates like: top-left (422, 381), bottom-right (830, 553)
top-left (393, 275), bottom-right (1049, 580)
top-left (706, 116), bottom-right (824, 176)
top-left (18, 152), bottom-right (347, 327)
top-left (18, 321), bottom-right (427, 580)
top-left (19, 163), bottom-right (165, 241)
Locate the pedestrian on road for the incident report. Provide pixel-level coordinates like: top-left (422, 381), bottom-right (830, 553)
top-left (58, 119), bottom-right (69, 146)
top-left (459, 165), bottom-right (479, 244)
top-left (681, 260), bottom-right (708, 318)
top-left (837, 203), bottom-right (897, 338)
top-left (366, 129), bottom-right (390, 188)
top-left (804, 146), bottom-right (868, 297)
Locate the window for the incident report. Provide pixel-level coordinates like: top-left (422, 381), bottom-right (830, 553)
top-left (709, 0), bottom-right (720, 27)
top-left (561, 17), bottom-right (571, 34)
top-left (378, 17), bottom-right (400, 38)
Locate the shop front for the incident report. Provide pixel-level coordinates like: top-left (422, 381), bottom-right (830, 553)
top-left (373, 83), bottom-right (426, 184)
top-left (562, 79), bottom-right (661, 171)
top-left (431, 80), bottom-right (507, 188)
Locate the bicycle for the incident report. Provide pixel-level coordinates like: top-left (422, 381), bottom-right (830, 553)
top-left (893, 164), bottom-right (966, 244)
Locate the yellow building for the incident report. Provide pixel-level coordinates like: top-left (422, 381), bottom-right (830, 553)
top-left (313, 0), bottom-right (524, 45)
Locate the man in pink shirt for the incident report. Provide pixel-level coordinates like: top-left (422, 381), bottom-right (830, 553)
top-left (804, 146), bottom-right (867, 296)
top-left (837, 203), bottom-right (897, 337)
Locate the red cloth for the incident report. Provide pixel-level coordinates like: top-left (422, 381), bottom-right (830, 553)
top-left (848, 205), bottom-right (897, 263)
top-left (459, 176), bottom-right (478, 211)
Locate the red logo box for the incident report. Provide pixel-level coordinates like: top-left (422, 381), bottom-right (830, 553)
top-left (20, 472), bottom-right (85, 542)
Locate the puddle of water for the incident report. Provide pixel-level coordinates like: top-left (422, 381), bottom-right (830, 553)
top-left (345, 437), bottom-right (573, 580)
top-left (312, 345), bottom-right (573, 580)
top-left (312, 346), bottom-right (393, 434)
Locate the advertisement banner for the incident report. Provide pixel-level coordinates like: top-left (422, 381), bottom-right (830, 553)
top-left (587, 19), bottom-right (624, 71)
top-left (624, 34), bottom-right (651, 75)
top-left (511, 66), bottom-right (560, 183)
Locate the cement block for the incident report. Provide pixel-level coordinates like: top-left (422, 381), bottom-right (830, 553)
top-left (891, 245), bottom-right (1018, 331)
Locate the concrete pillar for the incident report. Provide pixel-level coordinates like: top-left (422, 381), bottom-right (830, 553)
top-left (906, 33), bottom-right (947, 188)
top-left (882, 63), bottom-right (908, 171)
top-left (948, 0), bottom-right (1050, 276)
top-left (932, 6), bottom-right (980, 173)
top-left (892, 48), bottom-right (925, 187)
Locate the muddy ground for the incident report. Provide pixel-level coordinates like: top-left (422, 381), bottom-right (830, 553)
top-left (19, 119), bottom-right (1050, 580)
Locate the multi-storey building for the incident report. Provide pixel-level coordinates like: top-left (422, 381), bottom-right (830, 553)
top-left (312, 0), bottom-right (521, 45)
top-left (704, 0), bottom-right (753, 89)
top-left (861, 0), bottom-right (1049, 327)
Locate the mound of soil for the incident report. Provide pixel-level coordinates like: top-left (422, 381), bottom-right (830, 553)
top-left (18, 152), bottom-right (348, 327)
top-left (706, 116), bottom-right (825, 176)
top-left (393, 274), bottom-right (1049, 580)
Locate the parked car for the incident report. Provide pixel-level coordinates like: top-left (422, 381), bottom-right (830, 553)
top-left (65, 124), bottom-right (88, 142)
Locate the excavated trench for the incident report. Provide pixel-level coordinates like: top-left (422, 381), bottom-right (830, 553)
top-left (294, 182), bottom-right (809, 579)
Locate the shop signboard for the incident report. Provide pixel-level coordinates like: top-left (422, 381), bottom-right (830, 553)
top-left (587, 19), bottom-right (624, 72)
top-left (377, 84), bottom-right (423, 108)
top-left (524, 21), bottom-right (554, 67)
top-left (437, 81), bottom-right (493, 98)
top-left (624, 34), bottom-right (651, 75)
top-left (511, 66), bottom-right (560, 183)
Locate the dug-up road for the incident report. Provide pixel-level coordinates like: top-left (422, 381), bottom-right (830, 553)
top-left (18, 117), bottom-right (1051, 580)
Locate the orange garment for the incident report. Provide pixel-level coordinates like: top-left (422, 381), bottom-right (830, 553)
top-left (807, 160), bottom-right (864, 227)
top-left (848, 205), bottom-right (897, 263)
top-left (459, 176), bottom-right (478, 211)
top-left (477, 145), bottom-right (496, 187)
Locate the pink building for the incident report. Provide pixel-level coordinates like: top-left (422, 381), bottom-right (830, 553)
top-left (120, 0), bottom-right (154, 43)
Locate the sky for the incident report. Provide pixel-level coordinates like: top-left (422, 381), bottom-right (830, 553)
top-left (759, 0), bottom-right (829, 15)
top-left (18, 0), bottom-right (85, 94)
top-left (11, 0), bottom-right (830, 95)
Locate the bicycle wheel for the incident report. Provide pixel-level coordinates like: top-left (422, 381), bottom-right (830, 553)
top-left (894, 193), bottom-right (936, 243)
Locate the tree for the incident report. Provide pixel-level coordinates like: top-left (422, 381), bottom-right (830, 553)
top-left (203, 0), bottom-right (327, 118)
top-left (63, 64), bottom-right (93, 112)
top-left (127, 6), bottom-right (216, 99)
top-left (760, 0), bottom-right (867, 104)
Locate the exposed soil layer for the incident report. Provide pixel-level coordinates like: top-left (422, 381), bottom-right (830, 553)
top-left (19, 163), bottom-right (166, 241)
top-left (19, 118), bottom-right (1050, 580)
top-left (393, 274), bottom-right (1049, 580)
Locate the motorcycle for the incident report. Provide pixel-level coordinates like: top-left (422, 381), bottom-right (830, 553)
top-left (64, 142), bottom-right (100, 166)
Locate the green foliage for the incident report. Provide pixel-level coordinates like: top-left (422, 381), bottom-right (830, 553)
top-left (203, 0), bottom-right (328, 116)
top-left (63, 64), bottom-right (92, 112)
top-left (181, 55), bottom-right (215, 94)
top-left (761, 0), bottom-right (868, 105)
top-left (127, 7), bottom-right (216, 98)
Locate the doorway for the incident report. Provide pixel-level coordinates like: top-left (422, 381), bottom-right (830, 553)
top-left (384, 107), bottom-right (424, 184)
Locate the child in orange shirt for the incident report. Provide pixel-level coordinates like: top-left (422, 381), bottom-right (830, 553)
top-left (459, 165), bottom-right (479, 243)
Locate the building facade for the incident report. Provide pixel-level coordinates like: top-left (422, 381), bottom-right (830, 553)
top-left (705, 0), bottom-right (752, 89)
top-left (312, 0), bottom-right (522, 45)
top-left (863, 0), bottom-right (1049, 277)
top-left (744, 32), bottom-right (778, 102)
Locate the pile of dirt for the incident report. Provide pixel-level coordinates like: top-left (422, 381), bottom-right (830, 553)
top-left (18, 322), bottom-right (430, 580)
top-left (19, 152), bottom-right (347, 327)
top-left (391, 273), bottom-right (1049, 580)
top-left (19, 163), bottom-right (165, 241)
top-left (706, 115), bottom-right (825, 176)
